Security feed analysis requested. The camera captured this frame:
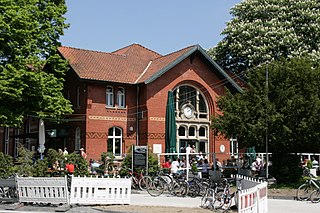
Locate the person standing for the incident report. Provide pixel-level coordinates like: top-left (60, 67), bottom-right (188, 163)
top-left (63, 147), bottom-right (68, 155)
top-left (80, 148), bottom-right (87, 159)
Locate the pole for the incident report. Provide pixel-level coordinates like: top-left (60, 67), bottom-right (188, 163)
top-left (265, 65), bottom-right (269, 179)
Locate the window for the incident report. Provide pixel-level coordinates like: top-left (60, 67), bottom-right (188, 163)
top-left (4, 127), bottom-right (9, 155)
top-left (75, 127), bottom-right (81, 151)
top-left (106, 86), bottom-right (114, 107)
top-left (117, 87), bottom-right (125, 108)
top-left (178, 126), bottom-right (186, 136)
top-left (199, 127), bottom-right (206, 137)
top-left (14, 129), bottom-right (20, 157)
top-left (173, 85), bottom-right (208, 119)
top-left (189, 126), bottom-right (196, 137)
top-left (108, 127), bottom-right (122, 157)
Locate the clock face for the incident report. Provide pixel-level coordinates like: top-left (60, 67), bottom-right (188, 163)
top-left (183, 106), bottom-right (193, 118)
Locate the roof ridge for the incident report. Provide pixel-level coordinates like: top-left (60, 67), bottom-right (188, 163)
top-left (112, 43), bottom-right (162, 57)
top-left (151, 44), bottom-right (197, 61)
top-left (59, 46), bottom-right (127, 58)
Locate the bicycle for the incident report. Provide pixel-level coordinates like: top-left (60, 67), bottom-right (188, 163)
top-left (310, 188), bottom-right (320, 203)
top-left (200, 180), bottom-right (224, 210)
top-left (126, 169), bottom-right (148, 190)
top-left (296, 168), bottom-right (320, 201)
top-left (146, 172), bottom-right (189, 197)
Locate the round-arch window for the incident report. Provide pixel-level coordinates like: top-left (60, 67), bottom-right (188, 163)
top-left (115, 128), bottom-right (121, 136)
top-left (179, 126), bottom-right (186, 136)
top-left (189, 127), bottom-right (196, 137)
top-left (199, 127), bottom-right (206, 137)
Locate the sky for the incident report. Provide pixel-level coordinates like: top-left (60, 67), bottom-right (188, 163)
top-left (60, 0), bottom-right (242, 55)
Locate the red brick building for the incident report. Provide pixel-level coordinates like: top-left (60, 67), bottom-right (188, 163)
top-left (0, 44), bottom-right (242, 161)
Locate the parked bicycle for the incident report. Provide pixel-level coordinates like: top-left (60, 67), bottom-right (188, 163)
top-left (296, 168), bottom-right (320, 201)
top-left (126, 169), bottom-right (148, 190)
top-left (200, 180), bottom-right (224, 210)
top-left (146, 172), bottom-right (189, 197)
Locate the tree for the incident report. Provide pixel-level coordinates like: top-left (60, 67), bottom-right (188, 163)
top-left (212, 58), bottom-right (320, 182)
top-left (212, 58), bottom-right (320, 154)
top-left (0, 0), bottom-right (72, 127)
top-left (208, 0), bottom-right (320, 73)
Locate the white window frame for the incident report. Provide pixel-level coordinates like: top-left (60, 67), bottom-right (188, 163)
top-left (14, 129), bottom-right (20, 157)
top-left (106, 86), bottom-right (114, 107)
top-left (4, 127), bottom-right (9, 155)
top-left (108, 127), bottom-right (122, 157)
top-left (117, 87), bottom-right (125, 108)
top-left (75, 127), bottom-right (81, 151)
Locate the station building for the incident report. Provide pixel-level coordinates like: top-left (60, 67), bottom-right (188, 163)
top-left (0, 44), bottom-right (242, 161)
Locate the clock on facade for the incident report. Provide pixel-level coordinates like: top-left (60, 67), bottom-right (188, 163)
top-left (182, 104), bottom-right (194, 118)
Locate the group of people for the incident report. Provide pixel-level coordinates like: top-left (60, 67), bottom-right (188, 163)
top-left (162, 146), bottom-right (212, 178)
top-left (51, 147), bottom-right (88, 174)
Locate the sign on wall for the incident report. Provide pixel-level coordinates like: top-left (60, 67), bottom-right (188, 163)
top-left (132, 146), bottom-right (148, 169)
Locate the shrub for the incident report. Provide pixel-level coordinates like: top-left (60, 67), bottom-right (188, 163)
top-left (270, 152), bottom-right (302, 183)
top-left (0, 152), bottom-right (15, 178)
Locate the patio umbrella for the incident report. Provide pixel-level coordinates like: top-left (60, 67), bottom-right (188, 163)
top-left (38, 119), bottom-right (46, 159)
top-left (165, 90), bottom-right (177, 157)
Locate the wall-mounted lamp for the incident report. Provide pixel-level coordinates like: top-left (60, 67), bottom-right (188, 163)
top-left (129, 126), bottom-right (134, 132)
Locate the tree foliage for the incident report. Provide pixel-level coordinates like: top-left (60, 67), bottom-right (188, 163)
top-left (209, 0), bottom-right (320, 73)
top-left (211, 58), bottom-right (320, 154)
top-left (0, 0), bottom-right (72, 127)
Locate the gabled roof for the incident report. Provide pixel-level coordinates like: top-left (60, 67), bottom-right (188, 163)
top-left (58, 44), bottom-right (242, 92)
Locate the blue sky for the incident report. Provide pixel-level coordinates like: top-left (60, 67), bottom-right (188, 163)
top-left (60, 0), bottom-right (241, 55)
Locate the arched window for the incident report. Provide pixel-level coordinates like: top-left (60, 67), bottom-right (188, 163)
top-left (117, 87), bottom-right (125, 108)
top-left (178, 126), bottom-right (186, 137)
top-left (108, 127), bottom-right (122, 156)
top-left (106, 86), bottom-right (114, 107)
top-left (199, 126), bottom-right (206, 137)
top-left (189, 126), bottom-right (196, 137)
top-left (75, 127), bottom-right (81, 151)
top-left (173, 85), bottom-right (208, 120)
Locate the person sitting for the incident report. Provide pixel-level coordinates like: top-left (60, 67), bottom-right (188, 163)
top-left (171, 157), bottom-right (180, 174)
top-left (65, 161), bottom-right (75, 174)
top-left (196, 151), bottom-right (204, 161)
top-left (162, 158), bottom-right (171, 168)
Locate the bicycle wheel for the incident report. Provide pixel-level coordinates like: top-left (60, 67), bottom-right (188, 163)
top-left (172, 181), bottom-right (188, 197)
top-left (310, 189), bottom-right (320, 203)
top-left (201, 188), bottom-right (214, 210)
top-left (130, 176), bottom-right (140, 189)
top-left (146, 177), bottom-right (165, 197)
top-left (296, 183), bottom-right (316, 201)
top-left (188, 181), bottom-right (200, 198)
top-left (0, 187), bottom-right (5, 198)
top-left (139, 176), bottom-right (152, 191)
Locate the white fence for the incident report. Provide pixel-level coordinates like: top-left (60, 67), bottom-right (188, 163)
top-left (14, 176), bottom-right (131, 205)
top-left (237, 175), bottom-right (268, 213)
top-left (69, 176), bottom-right (131, 205)
top-left (16, 176), bottom-right (69, 204)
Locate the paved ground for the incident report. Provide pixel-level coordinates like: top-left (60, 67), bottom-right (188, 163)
top-left (0, 191), bottom-right (319, 213)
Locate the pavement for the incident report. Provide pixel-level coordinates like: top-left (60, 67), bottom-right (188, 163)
top-left (0, 191), bottom-right (319, 213)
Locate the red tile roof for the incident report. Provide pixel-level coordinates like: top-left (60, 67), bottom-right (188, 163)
top-left (58, 44), bottom-right (196, 84)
